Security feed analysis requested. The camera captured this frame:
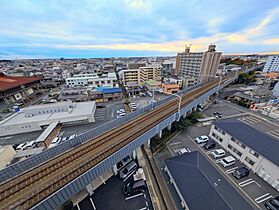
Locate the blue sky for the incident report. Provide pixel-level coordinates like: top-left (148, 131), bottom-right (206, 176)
top-left (0, 0), bottom-right (279, 59)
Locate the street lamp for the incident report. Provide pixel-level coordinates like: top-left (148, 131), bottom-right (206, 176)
top-left (165, 91), bottom-right (182, 112)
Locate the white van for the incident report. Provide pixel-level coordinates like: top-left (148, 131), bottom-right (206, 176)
top-left (220, 156), bottom-right (236, 167)
top-left (211, 149), bottom-right (225, 159)
top-left (48, 137), bottom-right (61, 148)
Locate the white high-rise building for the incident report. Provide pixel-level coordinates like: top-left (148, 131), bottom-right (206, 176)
top-left (263, 55), bottom-right (279, 72)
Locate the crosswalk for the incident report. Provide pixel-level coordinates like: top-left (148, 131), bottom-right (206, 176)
top-left (94, 108), bottom-right (106, 121)
top-left (267, 130), bottom-right (279, 140)
top-left (240, 115), bottom-right (261, 124)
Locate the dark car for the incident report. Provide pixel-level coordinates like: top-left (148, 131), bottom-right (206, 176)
top-left (203, 141), bottom-right (216, 150)
top-left (265, 196), bottom-right (279, 210)
top-left (123, 179), bottom-right (146, 196)
top-left (233, 166), bottom-right (250, 179)
top-left (213, 112), bottom-right (223, 118)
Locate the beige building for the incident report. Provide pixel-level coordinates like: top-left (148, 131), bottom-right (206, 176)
top-left (0, 145), bottom-right (16, 170)
top-left (175, 44), bottom-right (222, 83)
top-left (120, 66), bottom-right (161, 86)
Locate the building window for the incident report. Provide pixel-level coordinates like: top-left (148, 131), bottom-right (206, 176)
top-left (231, 137), bottom-right (246, 149)
top-left (228, 144), bottom-right (242, 157)
top-left (214, 126), bottom-right (225, 135)
top-left (212, 132), bottom-right (223, 142)
top-left (249, 149), bottom-right (259, 158)
top-left (245, 157), bottom-right (255, 166)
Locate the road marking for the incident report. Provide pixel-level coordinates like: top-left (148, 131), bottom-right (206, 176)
top-left (139, 207), bottom-right (147, 210)
top-left (239, 178), bottom-right (252, 186)
top-left (125, 193), bottom-right (143, 200)
top-left (144, 193), bottom-right (146, 198)
top-left (206, 151), bottom-right (212, 154)
top-left (226, 167), bottom-right (238, 174)
top-left (146, 201), bottom-right (148, 206)
top-left (255, 193), bottom-right (272, 203)
top-left (215, 160), bottom-right (222, 163)
top-left (256, 195), bottom-right (273, 204)
top-left (240, 180), bottom-right (254, 187)
top-left (254, 181), bottom-right (262, 188)
top-left (76, 203), bottom-right (81, 210)
top-left (169, 142), bottom-right (181, 146)
top-left (90, 197), bottom-right (96, 210)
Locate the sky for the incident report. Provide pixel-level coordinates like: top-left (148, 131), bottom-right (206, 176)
top-left (0, 0), bottom-right (279, 59)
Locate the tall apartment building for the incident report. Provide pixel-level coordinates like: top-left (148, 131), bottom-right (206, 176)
top-left (175, 44), bottom-right (222, 83)
top-left (120, 66), bottom-right (161, 86)
top-left (263, 55), bottom-right (279, 72)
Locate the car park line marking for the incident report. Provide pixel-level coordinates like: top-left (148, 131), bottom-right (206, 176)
top-left (254, 181), bottom-right (261, 188)
top-left (125, 193), bottom-right (143, 200)
top-left (239, 180), bottom-right (254, 187)
top-left (139, 207), bottom-right (147, 210)
top-left (76, 203), bottom-right (81, 210)
top-left (226, 167), bottom-right (238, 174)
top-left (166, 144), bottom-right (174, 156)
top-left (206, 151), bottom-right (212, 154)
top-left (89, 197), bottom-right (96, 210)
top-left (215, 160), bottom-right (222, 163)
top-left (238, 178), bottom-right (253, 186)
top-left (146, 201), bottom-right (148, 206)
top-left (256, 195), bottom-right (273, 204)
top-left (169, 142), bottom-right (181, 145)
top-left (255, 193), bottom-right (271, 203)
top-left (144, 193), bottom-right (146, 198)
top-left (123, 170), bottom-right (137, 182)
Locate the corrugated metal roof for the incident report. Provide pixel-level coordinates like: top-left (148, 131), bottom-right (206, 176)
top-left (213, 119), bottom-right (279, 165)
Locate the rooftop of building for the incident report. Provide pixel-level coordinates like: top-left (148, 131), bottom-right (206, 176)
top-left (0, 73), bottom-right (41, 92)
top-left (0, 101), bottom-right (96, 126)
top-left (165, 151), bottom-right (254, 210)
top-left (213, 118), bottom-right (279, 166)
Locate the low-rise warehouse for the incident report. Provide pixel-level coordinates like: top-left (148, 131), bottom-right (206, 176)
top-left (0, 101), bottom-right (96, 136)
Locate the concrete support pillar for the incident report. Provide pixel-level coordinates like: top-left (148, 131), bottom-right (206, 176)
top-left (112, 164), bottom-right (118, 175)
top-left (132, 150), bottom-right (137, 160)
top-left (144, 139), bottom-right (150, 149)
top-left (167, 124), bottom-right (172, 131)
top-left (183, 112), bottom-right (187, 118)
top-left (86, 184), bottom-right (94, 195)
top-left (158, 130), bottom-right (162, 139)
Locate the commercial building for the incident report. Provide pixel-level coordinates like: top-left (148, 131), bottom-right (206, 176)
top-left (273, 82), bottom-right (279, 97)
top-left (161, 83), bottom-right (180, 94)
top-left (0, 101), bottom-right (96, 136)
top-left (175, 44), bottom-right (222, 83)
top-left (209, 118), bottom-right (279, 191)
top-left (263, 55), bottom-right (279, 72)
top-left (120, 66), bottom-right (161, 86)
top-left (65, 72), bottom-right (118, 88)
top-left (0, 73), bottom-right (41, 104)
top-left (165, 151), bottom-right (254, 210)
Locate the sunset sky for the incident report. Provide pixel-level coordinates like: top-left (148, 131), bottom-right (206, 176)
top-left (1, 0), bottom-right (279, 59)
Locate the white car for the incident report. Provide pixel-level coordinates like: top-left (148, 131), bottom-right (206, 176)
top-left (117, 109), bottom-right (125, 114)
top-left (220, 156), bottom-right (236, 167)
top-left (178, 148), bottom-right (191, 155)
top-left (194, 135), bottom-right (209, 144)
top-left (211, 149), bottom-right (225, 159)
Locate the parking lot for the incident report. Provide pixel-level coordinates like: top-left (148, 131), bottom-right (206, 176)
top-left (165, 101), bottom-right (279, 210)
top-left (74, 171), bottom-right (153, 210)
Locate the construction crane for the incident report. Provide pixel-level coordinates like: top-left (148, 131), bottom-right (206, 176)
top-left (113, 61), bottom-right (132, 113)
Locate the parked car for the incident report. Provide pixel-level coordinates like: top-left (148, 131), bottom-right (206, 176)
top-left (211, 149), bottom-right (225, 159)
top-left (203, 141), bottom-right (216, 150)
top-left (178, 148), bottom-right (191, 155)
top-left (117, 109), bottom-right (125, 114)
top-left (213, 112), bottom-right (223, 118)
top-left (220, 156), bottom-right (236, 167)
top-left (123, 179), bottom-right (146, 196)
top-left (69, 134), bottom-right (77, 140)
top-left (195, 135), bottom-right (209, 144)
top-left (264, 196), bottom-right (279, 210)
top-left (119, 161), bottom-right (138, 179)
top-left (233, 166), bottom-right (250, 179)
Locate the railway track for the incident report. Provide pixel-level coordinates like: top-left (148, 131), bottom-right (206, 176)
top-left (0, 73), bottom-right (237, 209)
